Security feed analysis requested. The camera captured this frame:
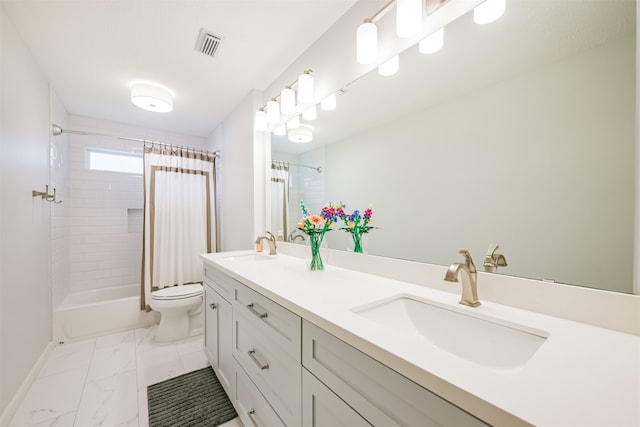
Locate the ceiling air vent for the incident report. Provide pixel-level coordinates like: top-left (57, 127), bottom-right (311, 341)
top-left (195, 28), bottom-right (223, 58)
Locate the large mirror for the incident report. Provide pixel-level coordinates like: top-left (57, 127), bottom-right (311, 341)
top-left (271, 0), bottom-right (636, 294)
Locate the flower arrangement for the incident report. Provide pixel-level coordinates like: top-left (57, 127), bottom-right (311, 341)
top-left (340, 207), bottom-right (375, 253)
top-left (297, 201), bottom-right (343, 270)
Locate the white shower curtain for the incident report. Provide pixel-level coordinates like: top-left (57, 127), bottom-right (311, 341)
top-left (141, 144), bottom-right (216, 310)
top-left (271, 161), bottom-right (290, 240)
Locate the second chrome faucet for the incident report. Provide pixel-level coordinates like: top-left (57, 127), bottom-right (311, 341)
top-left (444, 249), bottom-right (481, 307)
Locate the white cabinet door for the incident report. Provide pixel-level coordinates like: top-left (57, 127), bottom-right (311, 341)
top-left (204, 282), bottom-right (234, 398)
top-left (217, 294), bottom-right (234, 396)
top-left (204, 283), bottom-right (219, 367)
top-left (302, 369), bottom-right (371, 427)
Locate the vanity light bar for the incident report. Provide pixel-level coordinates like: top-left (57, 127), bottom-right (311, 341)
top-left (254, 70), bottom-right (314, 132)
top-left (356, 0), bottom-right (504, 65)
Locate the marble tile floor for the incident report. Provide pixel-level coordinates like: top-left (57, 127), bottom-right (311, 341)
top-left (9, 325), bottom-right (243, 427)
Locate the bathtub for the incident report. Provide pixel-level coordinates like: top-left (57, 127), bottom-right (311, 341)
top-left (53, 284), bottom-right (159, 342)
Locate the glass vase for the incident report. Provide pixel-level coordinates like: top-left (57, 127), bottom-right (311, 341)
top-left (347, 229), bottom-right (368, 254)
top-left (305, 232), bottom-right (328, 271)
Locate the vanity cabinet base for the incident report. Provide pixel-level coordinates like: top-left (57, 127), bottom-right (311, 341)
top-left (302, 320), bottom-right (488, 427)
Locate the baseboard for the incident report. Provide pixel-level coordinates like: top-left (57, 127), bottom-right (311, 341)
top-left (0, 341), bottom-right (55, 427)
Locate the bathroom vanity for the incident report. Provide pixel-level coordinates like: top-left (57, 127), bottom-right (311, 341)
top-left (201, 249), bottom-right (640, 426)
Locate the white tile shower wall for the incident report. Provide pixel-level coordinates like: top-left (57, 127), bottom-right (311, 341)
top-left (67, 115), bottom-right (207, 293)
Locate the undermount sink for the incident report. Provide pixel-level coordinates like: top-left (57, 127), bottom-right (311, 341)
top-left (223, 253), bottom-right (275, 262)
top-left (352, 295), bottom-right (548, 371)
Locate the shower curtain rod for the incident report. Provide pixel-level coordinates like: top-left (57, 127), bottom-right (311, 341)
top-left (51, 124), bottom-right (220, 158)
top-left (272, 159), bottom-right (322, 173)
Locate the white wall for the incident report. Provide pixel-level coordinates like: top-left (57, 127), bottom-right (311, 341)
top-left (66, 115), bottom-right (207, 294)
top-left (262, 0), bottom-right (483, 109)
top-left (320, 35), bottom-right (635, 293)
top-left (0, 3), bottom-right (53, 415)
top-left (208, 90), bottom-right (266, 251)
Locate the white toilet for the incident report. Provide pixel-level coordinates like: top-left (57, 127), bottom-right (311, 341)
top-left (149, 284), bottom-right (204, 342)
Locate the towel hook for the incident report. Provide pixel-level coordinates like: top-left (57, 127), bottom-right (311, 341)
top-left (32, 185), bottom-right (62, 204)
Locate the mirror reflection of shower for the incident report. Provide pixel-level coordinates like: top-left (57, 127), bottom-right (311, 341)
top-left (271, 159), bottom-right (322, 242)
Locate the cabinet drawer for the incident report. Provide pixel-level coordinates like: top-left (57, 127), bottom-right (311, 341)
top-left (234, 282), bottom-right (301, 361)
top-left (234, 308), bottom-right (301, 426)
top-left (302, 321), bottom-right (487, 427)
top-left (303, 368), bottom-right (371, 427)
top-left (204, 266), bottom-right (236, 302)
top-left (236, 362), bottom-right (286, 427)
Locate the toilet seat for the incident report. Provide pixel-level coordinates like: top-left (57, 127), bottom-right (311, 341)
top-left (152, 284), bottom-right (203, 301)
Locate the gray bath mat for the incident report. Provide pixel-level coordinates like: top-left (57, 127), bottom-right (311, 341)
top-left (147, 367), bottom-right (237, 427)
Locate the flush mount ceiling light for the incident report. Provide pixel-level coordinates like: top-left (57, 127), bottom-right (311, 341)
top-left (288, 125), bottom-right (313, 143)
top-left (474, 0), bottom-right (506, 25)
top-left (130, 82), bottom-right (174, 113)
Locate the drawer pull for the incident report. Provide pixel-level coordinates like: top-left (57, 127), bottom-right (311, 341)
top-left (209, 303), bottom-right (217, 310)
top-left (248, 349), bottom-right (269, 370)
top-left (247, 303), bottom-right (268, 319)
top-left (247, 409), bottom-right (260, 427)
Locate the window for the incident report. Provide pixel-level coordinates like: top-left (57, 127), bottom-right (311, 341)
top-left (87, 148), bottom-right (143, 174)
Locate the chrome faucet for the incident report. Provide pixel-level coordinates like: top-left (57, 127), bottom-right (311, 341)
top-left (290, 234), bottom-right (305, 242)
top-left (483, 244), bottom-right (507, 273)
top-left (255, 231), bottom-right (277, 255)
top-left (288, 230), bottom-right (306, 242)
top-left (444, 249), bottom-right (481, 307)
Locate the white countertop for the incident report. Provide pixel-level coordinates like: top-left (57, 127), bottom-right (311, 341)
top-left (201, 250), bottom-right (640, 427)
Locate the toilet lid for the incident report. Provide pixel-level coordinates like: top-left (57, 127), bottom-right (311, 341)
top-left (152, 284), bottom-right (203, 300)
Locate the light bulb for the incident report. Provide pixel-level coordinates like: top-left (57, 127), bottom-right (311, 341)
top-left (419, 28), bottom-right (444, 54)
top-left (280, 88), bottom-right (295, 115)
top-left (356, 21), bottom-right (377, 64)
top-left (396, 0), bottom-right (423, 38)
top-left (266, 100), bottom-right (280, 124)
top-left (474, 0), bottom-right (506, 25)
top-left (298, 70), bottom-right (314, 104)
top-left (378, 56), bottom-right (399, 76)
top-left (298, 72), bottom-right (314, 104)
top-left (254, 110), bottom-right (267, 132)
